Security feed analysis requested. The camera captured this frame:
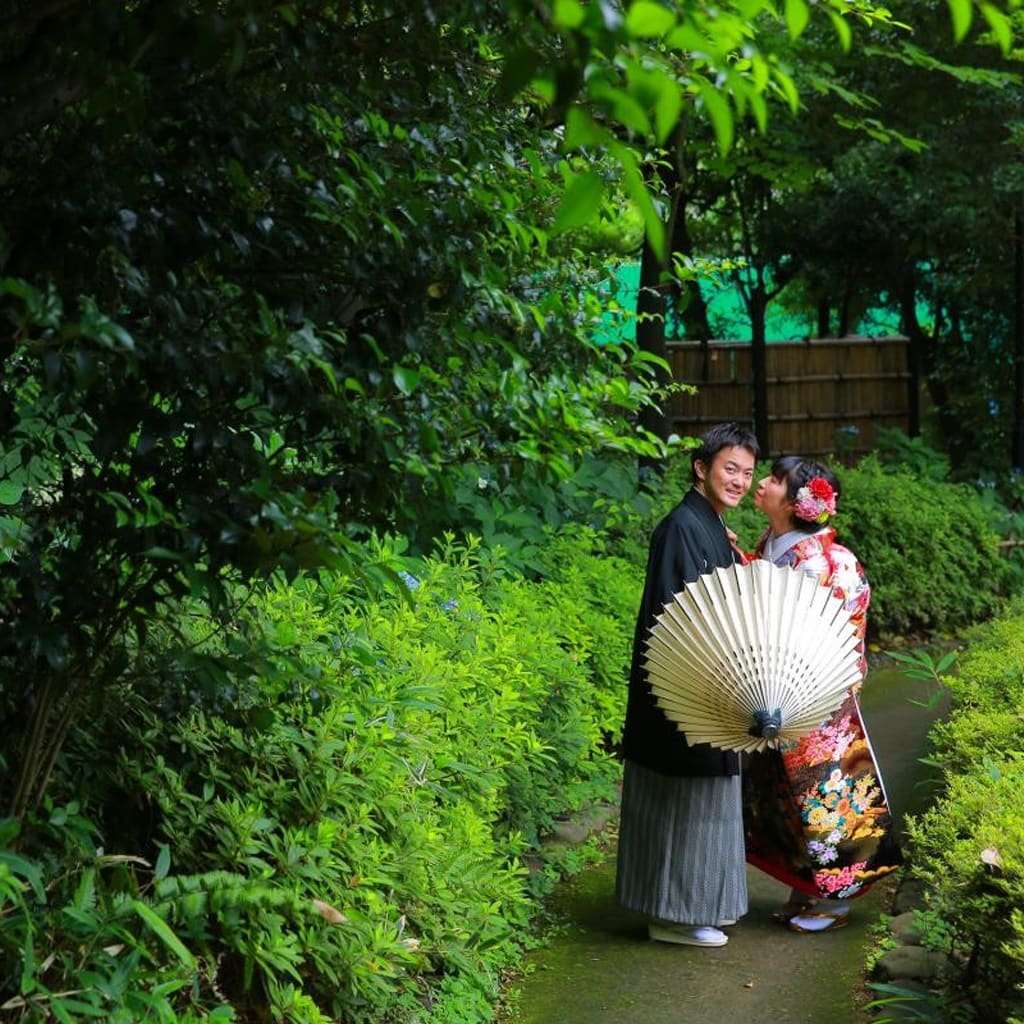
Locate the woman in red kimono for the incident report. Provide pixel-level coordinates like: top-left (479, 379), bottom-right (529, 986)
top-left (742, 456), bottom-right (902, 933)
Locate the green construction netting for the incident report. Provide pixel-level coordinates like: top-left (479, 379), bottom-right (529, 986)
top-left (594, 262), bottom-right (907, 345)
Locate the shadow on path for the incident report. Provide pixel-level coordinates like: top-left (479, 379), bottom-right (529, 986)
top-left (506, 667), bottom-right (947, 1024)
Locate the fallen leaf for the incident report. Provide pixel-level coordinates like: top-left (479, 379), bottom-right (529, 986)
top-left (312, 899), bottom-right (348, 924)
top-left (981, 846), bottom-right (1003, 871)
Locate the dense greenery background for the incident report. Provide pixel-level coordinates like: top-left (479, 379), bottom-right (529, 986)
top-left (3, 1), bottom-right (1024, 1022)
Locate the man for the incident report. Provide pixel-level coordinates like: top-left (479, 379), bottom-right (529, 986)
top-left (615, 422), bottom-right (759, 947)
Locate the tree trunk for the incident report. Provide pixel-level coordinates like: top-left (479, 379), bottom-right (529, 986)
top-left (669, 195), bottom-right (714, 380)
top-left (636, 133), bottom-right (688, 474)
top-left (4, 673), bottom-right (73, 823)
top-left (816, 298), bottom-right (830, 339)
top-left (898, 269), bottom-right (924, 439)
top-left (749, 283), bottom-right (770, 453)
top-left (1013, 207), bottom-right (1024, 470)
top-left (636, 232), bottom-right (672, 459)
top-left (838, 286), bottom-right (852, 338)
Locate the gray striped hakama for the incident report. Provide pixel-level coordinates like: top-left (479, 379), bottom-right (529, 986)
top-left (615, 760), bottom-right (748, 927)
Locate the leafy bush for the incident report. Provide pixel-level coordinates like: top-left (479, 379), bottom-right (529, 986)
top-left (874, 426), bottom-right (952, 483)
top-left (1, 530), bottom-right (635, 1023)
top-left (904, 606), bottom-right (1024, 1024)
top-left (905, 757), bottom-right (1024, 1024)
top-left (0, 810), bottom-right (233, 1024)
top-left (528, 524), bottom-right (641, 740)
top-left (928, 707), bottom-right (1024, 776)
top-left (873, 430), bottom-right (1024, 596)
top-left (937, 606), bottom-right (1024, 711)
top-left (838, 456), bottom-right (1009, 637)
top-left (441, 440), bottom-right (660, 578)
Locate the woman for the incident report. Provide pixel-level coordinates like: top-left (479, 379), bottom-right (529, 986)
top-left (742, 456), bottom-right (902, 933)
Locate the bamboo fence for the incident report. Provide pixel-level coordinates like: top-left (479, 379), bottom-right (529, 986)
top-left (667, 336), bottom-right (912, 458)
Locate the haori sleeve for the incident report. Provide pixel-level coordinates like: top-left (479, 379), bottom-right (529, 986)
top-left (822, 544), bottom-right (870, 678)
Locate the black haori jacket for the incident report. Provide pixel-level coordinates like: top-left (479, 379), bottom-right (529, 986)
top-left (619, 488), bottom-right (743, 778)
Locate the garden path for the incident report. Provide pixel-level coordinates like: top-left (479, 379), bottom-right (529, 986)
top-left (506, 666), bottom-right (946, 1024)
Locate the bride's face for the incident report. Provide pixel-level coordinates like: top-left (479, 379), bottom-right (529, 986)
top-left (753, 473), bottom-right (792, 524)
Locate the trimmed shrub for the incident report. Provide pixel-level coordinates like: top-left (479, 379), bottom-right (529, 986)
top-left (904, 757), bottom-right (1024, 1024)
top-left (929, 707), bottom-right (1024, 776)
top-left (904, 605), bottom-right (1024, 1023)
top-left (839, 457), bottom-right (1009, 638)
top-left (938, 609), bottom-right (1024, 711)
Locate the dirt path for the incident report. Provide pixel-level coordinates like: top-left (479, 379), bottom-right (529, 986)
top-left (505, 666), bottom-right (945, 1024)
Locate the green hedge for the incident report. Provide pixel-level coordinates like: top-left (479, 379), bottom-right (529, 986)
top-left (836, 458), bottom-right (1009, 637)
top-left (903, 601), bottom-right (1024, 1024)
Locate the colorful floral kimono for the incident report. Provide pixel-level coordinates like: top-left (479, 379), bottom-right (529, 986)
top-left (742, 527), bottom-right (903, 900)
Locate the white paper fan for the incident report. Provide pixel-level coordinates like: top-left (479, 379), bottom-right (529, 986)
top-left (642, 560), bottom-right (864, 753)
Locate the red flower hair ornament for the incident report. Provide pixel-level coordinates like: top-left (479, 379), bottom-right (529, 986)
top-left (793, 477), bottom-right (837, 525)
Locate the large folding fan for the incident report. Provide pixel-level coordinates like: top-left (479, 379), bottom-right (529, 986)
top-left (643, 560), bottom-right (864, 753)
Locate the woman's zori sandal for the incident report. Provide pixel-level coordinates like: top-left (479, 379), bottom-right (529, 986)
top-left (773, 899), bottom-right (850, 934)
top-left (770, 898), bottom-right (814, 925)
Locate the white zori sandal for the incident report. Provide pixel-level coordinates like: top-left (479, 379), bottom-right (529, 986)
top-left (648, 922), bottom-right (729, 947)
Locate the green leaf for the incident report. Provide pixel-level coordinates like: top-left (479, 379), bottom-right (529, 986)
top-left (784, 0), bottom-right (810, 38)
top-left (564, 106), bottom-right (605, 150)
top-left (747, 90), bottom-right (768, 134)
top-left (947, 0), bottom-right (972, 42)
top-left (625, 1), bottom-right (677, 38)
top-left (131, 899), bottom-right (196, 968)
top-left (154, 843), bottom-right (171, 882)
top-left (613, 144), bottom-right (665, 259)
top-left (72, 868), bottom-right (97, 913)
top-left (553, 0), bottom-right (585, 29)
top-left (47, 996), bottom-right (107, 1018)
top-left (143, 546), bottom-right (183, 561)
top-left (0, 481), bottom-right (24, 505)
top-left (695, 81), bottom-right (734, 155)
top-left (393, 366), bottom-right (421, 395)
top-left (0, 849), bottom-right (45, 899)
top-left (653, 81), bottom-right (684, 145)
top-left (980, 3), bottom-right (1012, 55)
top-left (829, 11), bottom-right (852, 52)
top-left (666, 23), bottom-right (711, 52)
top-left (885, 650), bottom-right (924, 665)
top-left (771, 66), bottom-right (800, 114)
top-left (551, 171), bottom-right (604, 234)
top-left (592, 81), bottom-right (653, 136)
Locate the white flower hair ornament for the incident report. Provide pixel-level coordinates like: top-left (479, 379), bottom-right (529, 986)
top-left (793, 477), bottom-right (837, 525)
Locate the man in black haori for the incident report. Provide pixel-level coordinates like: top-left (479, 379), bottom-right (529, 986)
top-left (616, 422), bottom-right (759, 947)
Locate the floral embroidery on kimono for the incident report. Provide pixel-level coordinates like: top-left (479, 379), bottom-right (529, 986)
top-left (742, 527), bottom-right (902, 900)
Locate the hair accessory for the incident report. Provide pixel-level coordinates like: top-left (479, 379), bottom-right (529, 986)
top-left (793, 477), bottom-right (836, 525)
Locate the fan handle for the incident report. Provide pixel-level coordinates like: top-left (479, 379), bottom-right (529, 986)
top-left (750, 708), bottom-right (782, 740)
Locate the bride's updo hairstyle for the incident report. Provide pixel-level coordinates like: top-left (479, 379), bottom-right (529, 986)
top-left (770, 456), bottom-right (841, 534)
